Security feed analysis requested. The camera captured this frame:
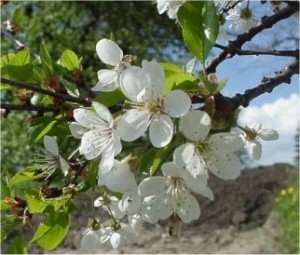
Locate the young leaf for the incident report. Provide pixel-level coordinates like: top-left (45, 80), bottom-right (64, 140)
top-left (40, 42), bottom-right (53, 76)
top-left (161, 62), bottom-right (198, 93)
top-left (25, 193), bottom-right (48, 214)
top-left (9, 167), bottom-right (44, 189)
top-left (178, 1), bottom-right (219, 64)
top-left (60, 49), bottom-right (80, 71)
top-left (12, 5), bottom-right (24, 26)
top-left (29, 120), bottom-right (57, 144)
top-left (7, 49), bottom-right (33, 82)
top-left (31, 212), bottom-right (70, 250)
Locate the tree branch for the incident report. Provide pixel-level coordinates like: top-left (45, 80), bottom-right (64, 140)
top-left (1, 103), bottom-right (58, 113)
top-left (214, 44), bottom-right (299, 57)
top-left (231, 59), bottom-right (299, 109)
top-left (206, 2), bottom-right (299, 74)
top-left (1, 77), bottom-right (91, 106)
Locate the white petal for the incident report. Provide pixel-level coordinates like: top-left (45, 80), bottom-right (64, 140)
top-left (112, 129), bottom-right (122, 156)
top-left (120, 190), bottom-right (141, 215)
top-left (96, 39), bottom-right (123, 66)
top-left (92, 102), bottom-right (113, 127)
top-left (257, 128), bottom-right (279, 141)
top-left (142, 59), bottom-right (165, 93)
top-left (177, 190), bottom-right (200, 223)
top-left (161, 162), bottom-right (183, 178)
top-left (209, 133), bottom-right (243, 152)
top-left (247, 140), bottom-right (262, 160)
top-left (99, 144), bottom-right (115, 174)
top-left (180, 110), bottom-right (211, 142)
top-left (149, 114), bottom-right (173, 148)
top-left (157, 0), bottom-right (168, 14)
top-left (69, 122), bottom-right (87, 139)
top-left (73, 108), bottom-right (104, 129)
top-left (119, 224), bottom-right (137, 242)
top-left (208, 151), bottom-right (242, 180)
top-left (44, 136), bottom-right (59, 155)
top-left (100, 160), bottom-right (136, 193)
top-left (128, 214), bottom-right (142, 233)
top-left (110, 232), bottom-right (124, 251)
top-left (163, 90), bottom-right (191, 117)
top-left (79, 130), bottom-right (107, 160)
top-left (120, 66), bottom-right (150, 102)
top-left (92, 70), bottom-right (119, 92)
top-left (173, 143), bottom-right (195, 169)
top-left (138, 177), bottom-right (165, 197)
top-left (109, 199), bottom-right (125, 219)
top-left (197, 186), bottom-right (214, 201)
top-left (59, 156), bottom-right (69, 176)
top-left (80, 229), bottom-right (100, 250)
top-left (116, 109), bottom-right (150, 142)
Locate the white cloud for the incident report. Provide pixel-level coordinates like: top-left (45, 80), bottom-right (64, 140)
top-left (238, 93), bottom-right (299, 166)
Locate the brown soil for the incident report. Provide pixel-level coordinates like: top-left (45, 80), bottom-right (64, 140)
top-left (6, 163), bottom-right (294, 254)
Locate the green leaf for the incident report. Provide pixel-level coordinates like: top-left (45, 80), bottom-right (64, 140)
top-left (7, 49), bottom-right (33, 82)
top-left (42, 196), bottom-right (71, 212)
top-left (0, 53), bottom-right (15, 79)
top-left (12, 5), bottom-right (24, 25)
top-left (1, 178), bottom-right (10, 199)
top-left (1, 215), bottom-right (22, 243)
top-left (60, 49), bottom-right (80, 71)
top-left (25, 193), bottom-right (48, 214)
top-left (161, 62), bottom-right (198, 93)
top-left (137, 147), bottom-right (158, 173)
top-left (60, 78), bottom-right (79, 97)
top-left (95, 88), bottom-right (125, 108)
top-left (9, 167), bottom-right (44, 189)
top-left (178, 1), bottom-right (219, 64)
top-left (5, 234), bottom-right (27, 254)
top-left (40, 42), bottom-right (53, 76)
top-left (1, 200), bottom-right (11, 211)
top-left (29, 120), bottom-right (57, 144)
top-left (31, 213), bottom-right (70, 250)
top-left (150, 144), bottom-right (175, 176)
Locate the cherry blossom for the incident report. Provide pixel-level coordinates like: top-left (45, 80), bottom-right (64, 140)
top-left (80, 228), bottom-right (102, 250)
top-left (92, 39), bottom-right (131, 92)
top-left (35, 136), bottom-right (69, 177)
top-left (138, 164), bottom-right (203, 224)
top-left (239, 123), bottom-right (279, 160)
top-left (156, 0), bottom-right (185, 19)
top-left (69, 102), bottom-right (121, 174)
top-left (116, 59), bottom-right (191, 148)
top-left (178, 110), bottom-right (243, 180)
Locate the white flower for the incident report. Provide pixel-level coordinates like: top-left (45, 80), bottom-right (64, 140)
top-left (116, 59), bottom-right (191, 148)
top-left (138, 164), bottom-right (204, 224)
top-left (128, 214), bottom-right (143, 233)
top-left (100, 223), bottom-right (136, 251)
top-left (226, 3), bottom-right (259, 32)
top-left (35, 136), bottom-right (69, 177)
top-left (179, 110), bottom-right (243, 180)
top-left (94, 195), bottom-right (125, 220)
top-left (240, 123), bottom-right (279, 160)
top-left (69, 102), bottom-right (121, 174)
top-left (92, 39), bottom-right (130, 92)
top-left (156, 0), bottom-right (184, 19)
top-left (80, 228), bottom-right (102, 250)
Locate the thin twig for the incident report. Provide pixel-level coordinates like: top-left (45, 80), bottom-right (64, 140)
top-left (1, 77), bottom-right (91, 106)
top-left (206, 3), bottom-right (299, 74)
top-left (1, 103), bottom-right (58, 113)
top-left (231, 59), bottom-right (299, 109)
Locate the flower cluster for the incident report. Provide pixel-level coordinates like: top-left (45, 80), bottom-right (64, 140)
top-left (36, 37), bottom-right (279, 251)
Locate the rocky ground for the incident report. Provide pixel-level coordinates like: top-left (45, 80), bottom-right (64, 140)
top-left (8, 163), bottom-right (295, 254)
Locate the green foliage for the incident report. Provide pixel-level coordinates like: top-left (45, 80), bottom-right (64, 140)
top-left (161, 62), bottom-right (198, 93)
top-left (31, 212), bottom-right (70, 250)
top-left (5, 234), bottom-right (27, 254)
top-left (274, 168), bottom-right (299, 254)
top-left (95, 88), bottom-right (125, 109)
top-left (39, 42), bottom-right (54, 77)
top-left (11, 5), bottom-right (24, 26)
top-left (178, 1), bottom-right (219, 64)
top-left (198, 73), bottom-right (228, 96)
top-left (60, 49), bottom-right (81, 71)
